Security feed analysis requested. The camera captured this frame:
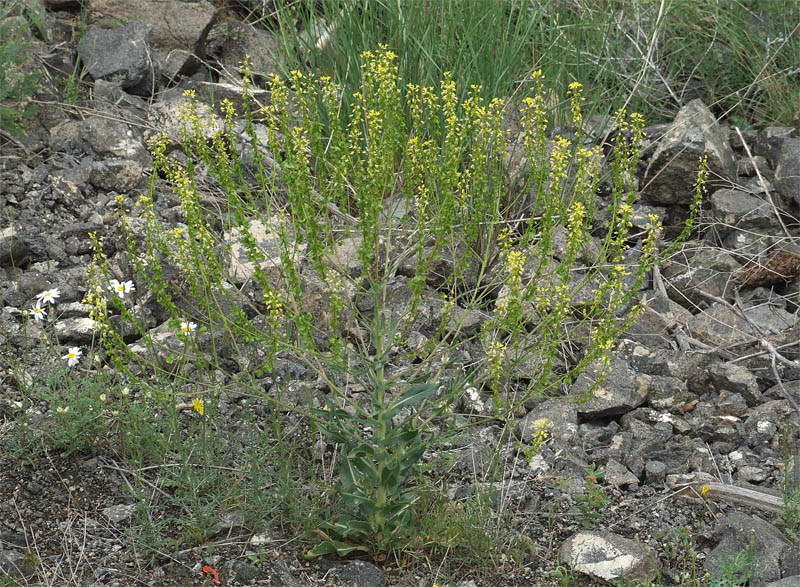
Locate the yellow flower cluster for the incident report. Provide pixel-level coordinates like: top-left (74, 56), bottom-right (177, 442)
top-left (568, 81), bottom-right (584, 129)
top-left (485, 338), bottom-right (506, 390)
top-left (263, 289), bottom-right (283, 322)
top-left (528, 417), bottom-right (551, 455)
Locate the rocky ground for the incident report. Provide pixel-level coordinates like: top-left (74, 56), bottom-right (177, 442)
top-left (3, 1), bottom-right (800, 586)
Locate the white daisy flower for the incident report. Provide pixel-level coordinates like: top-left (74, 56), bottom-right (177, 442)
top-left (109, 279), bottom-right (135, 299)
top-left (30, 304), bottom-right (47, 321)
top-left (36, 288), bottom-right (61, 305)
top-left (62, 346), bottom-right (82, 367)
top-left (181, 321), bottom-right (197, 334)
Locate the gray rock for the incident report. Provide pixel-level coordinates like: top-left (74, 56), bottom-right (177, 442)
top-left (662, 246), bottom-right (741, 308)
top-left (765, 577), bottom-right (800, 587)
top-left (336, 560), bottom-right (386, 587)
top-left (49, 117), bottom-right (151, 167)
top-left (763, 379), bottom-right (800, 402)
top-left (77, 21), bottom-right (159, 97)
top-left (559, 530), bottom-right (659, 583)
top-left (705, 513), bottom-right (789, 583)
top-left (88, 0), bottom-right (218, 70)
top-left (146, 87), bottom-right (224, 143)
top-left (753, 126), bottom-right (796, 166)
top-left (228, 560), bottom-right (264, 583)
top-left (644, 460), bottom-right (667, 485)
top-left (642, 99), bottom-right (736, 206)
top-left (92, 79), bottom-right (149, 120)
top-left (737, 465), bottom-right (769, 483)
top-left (620, 409), bottom-right (675, 456)
top-left (223, 217), bottom-right (306, 287)
top-left (722, 230), bottom-right (778, 257)
top-left (454, 440), bottom-right (495, 478)
top-left (89, 159), bottom-right (144, 192)
top-left (646, 375), bottom-right (695, 412)
top-left (686, 302), bottom-right (798, 350)
top-left (571, 357), bottom-right (649, 419)
top-left (781, 541), bottom-right (800, 577)
top-left (0, 549), bottom-right (26, 578)
top-left (736, 154), bottom-right (768, 177)
top-left (324, 235), bottom-right (363, 279)
top-left (457, 386), bottom-right (491, 418)
top-left (263, 558), bottom-right (302, 586)
top-left (0, 531), bottom-right (26, 549)
top-left (210, 21), bottom-right (281, 82)
top-left (709, 188), bottom-right (778, 236)
top-left (694, 414), bottom-right (742, 444)
top-left (602, 431), bottom-right (633, 463)
top-left (625, 293), bottom-right (692, 349)
top-left (103, 503), bottom-right (137, 524)
top-left (191, 81), bottom-right (271, 115)
top-left (59, 221), bottom-right (104, 241)
top-left (716, 390), bottom-right (749, 417)
top-left (743, 410), bottom-right (781, 447)
top-left (708, 362), bottom-right (762, 406)
top-left (53, 317), bottom-right (99, 343)
top-left (516, 398), bottom-right (578, 448)
top-left (604, 459), bottom-right (639, 488)
top-left (628, 347), bottom-right (691, 379)
top-left (0, 226), bottom-right (32, 268)
top-left (743, 173), bottom-right (776, 195)
top-left (774, 137), bottom-right (800, 207)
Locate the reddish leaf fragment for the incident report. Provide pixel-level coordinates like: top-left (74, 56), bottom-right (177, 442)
top-left (737, 250), bottom-right (800, 288)
top-left (202, 565), bottom-right (221, 585)
top-left (681, 399), bottom-right (699, 413)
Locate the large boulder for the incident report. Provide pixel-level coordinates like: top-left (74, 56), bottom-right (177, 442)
top-left (642, 99), bottom-right (736, 206)
top-left (87, 0), bottom-right (218, 71)
top-left (77, 21), bottom-right (159, 97)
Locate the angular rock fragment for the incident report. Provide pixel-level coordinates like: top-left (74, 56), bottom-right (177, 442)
top-left (642, 99), bottom-right (736, 206)
top-left (559, 531), bottom-right (659, 583)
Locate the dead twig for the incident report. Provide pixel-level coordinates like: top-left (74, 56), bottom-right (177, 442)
top-left (674, 481), bottom-right (784, 513)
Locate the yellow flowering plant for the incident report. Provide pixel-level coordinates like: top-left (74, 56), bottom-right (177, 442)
top-left (92, 47), bottom-right (704, 558)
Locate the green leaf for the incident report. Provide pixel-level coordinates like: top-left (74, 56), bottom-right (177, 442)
top-left (385, 383), bottom-right (438, 420)
top-left (304, 539), bottom-right (369, 558)
top-left (336, 516), bottom-right (373, 537)
top-left (380, 465), bottom-right (399, 489)
top-left (381, 426), bottom-right (421, 449)
top-left (341, 452), bottom-right (379, 492)
top-left (349, 452), bottom-right (380, 483)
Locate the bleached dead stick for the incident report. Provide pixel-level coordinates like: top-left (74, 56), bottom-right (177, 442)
top-left (674, 481), bottom-right (784, 513)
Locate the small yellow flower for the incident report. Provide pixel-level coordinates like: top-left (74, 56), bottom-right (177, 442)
top-left (192, 398), bottom-right (205, 416)
top-left (700, 485), bottom-right (711, 498)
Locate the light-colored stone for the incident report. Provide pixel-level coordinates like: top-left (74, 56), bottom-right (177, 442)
top-left (559, 531), bottom-right (659, 583)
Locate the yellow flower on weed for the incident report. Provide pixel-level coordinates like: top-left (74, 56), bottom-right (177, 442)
top-left (192, 398), bottom-right (205, 416)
